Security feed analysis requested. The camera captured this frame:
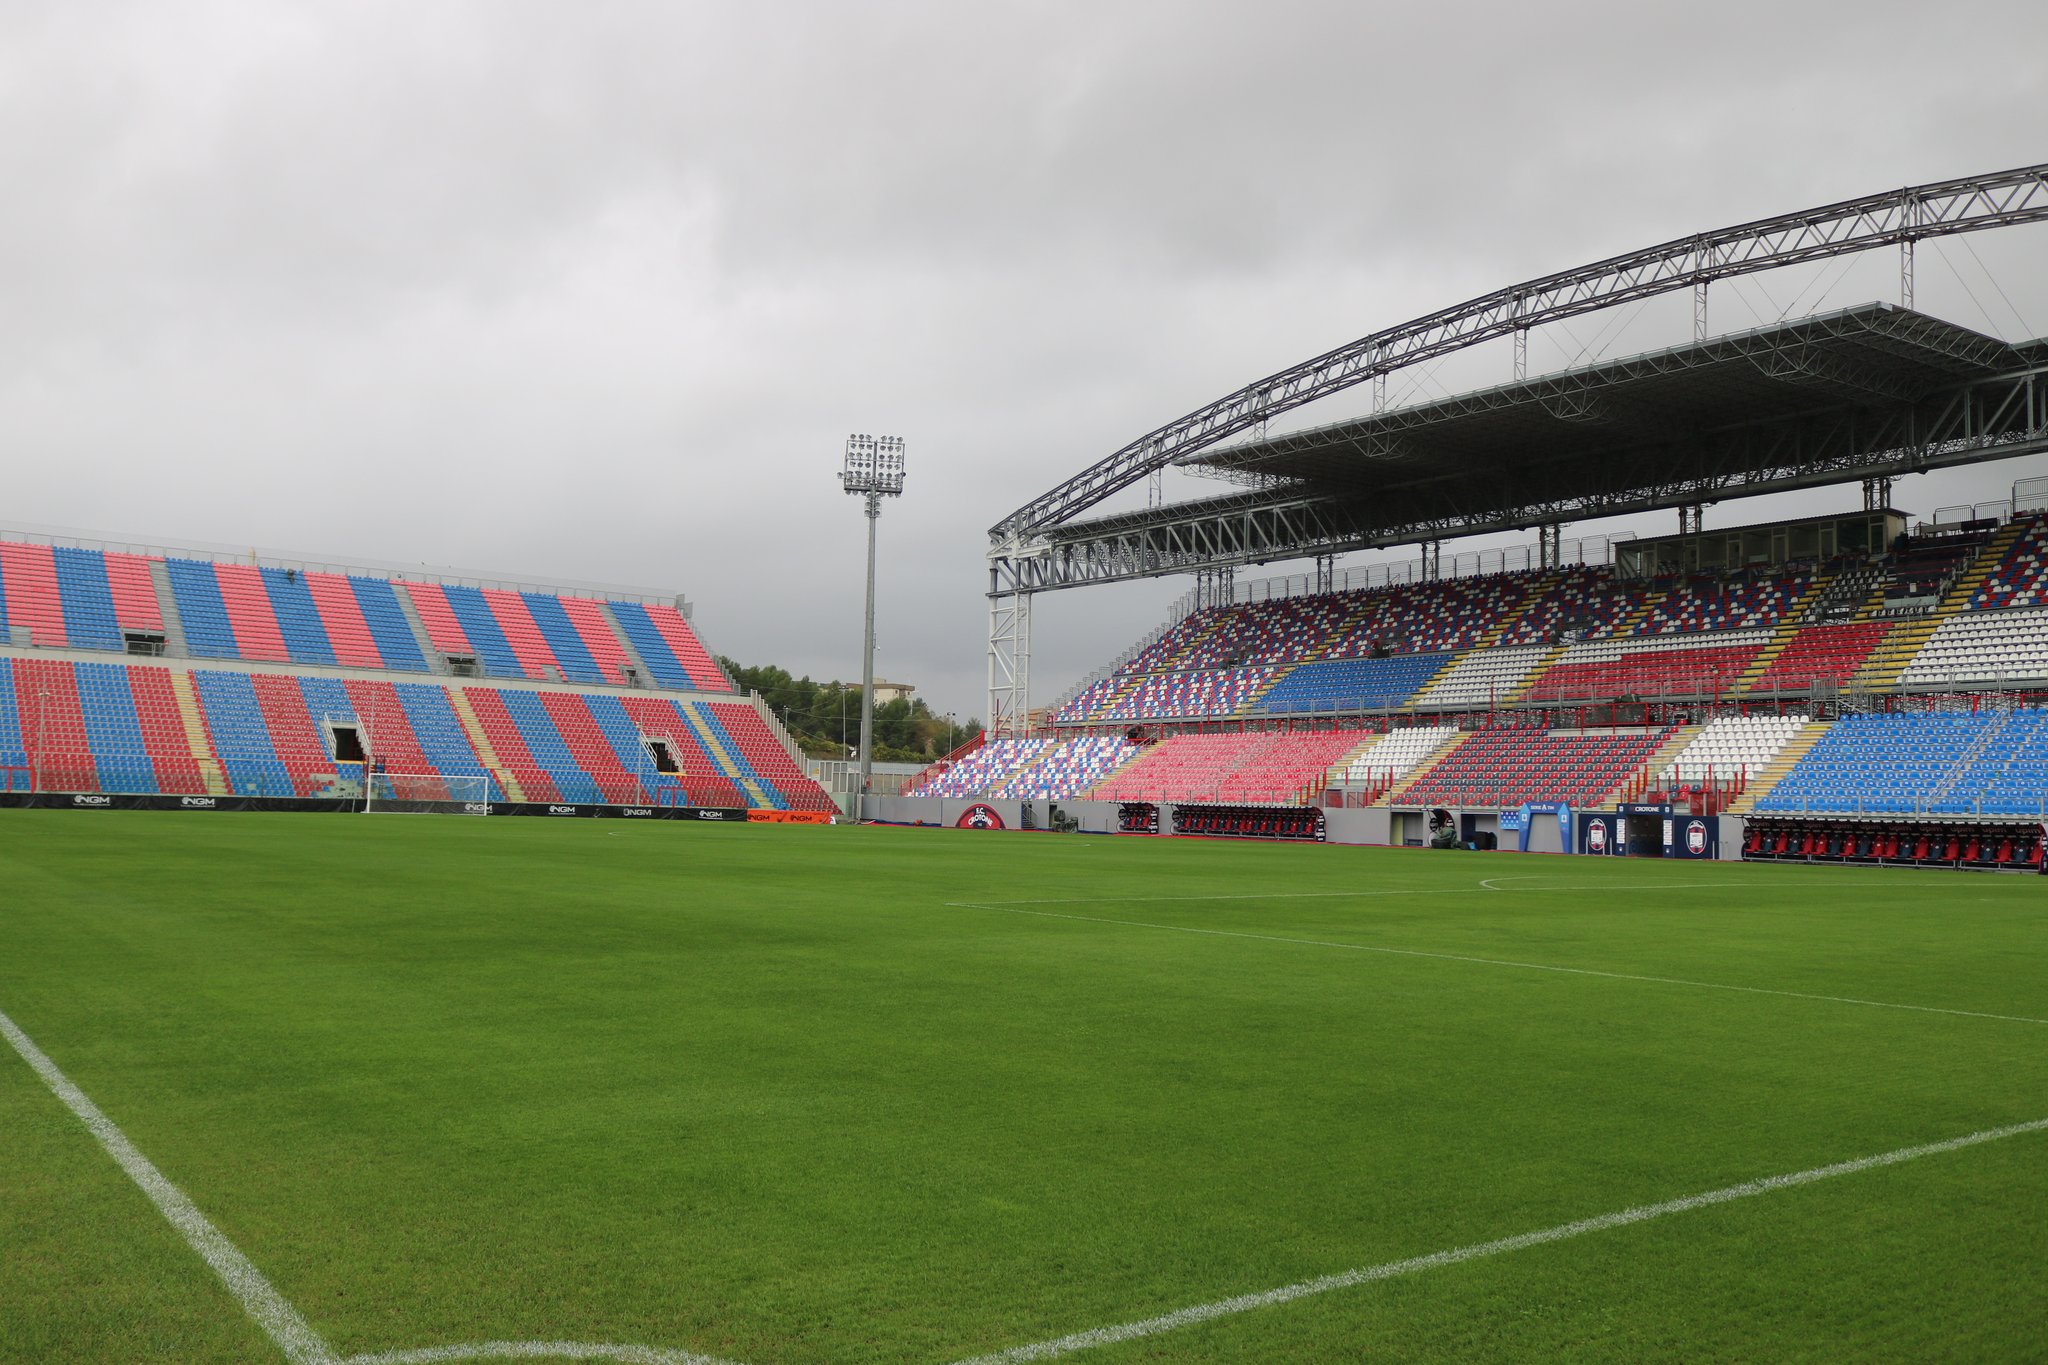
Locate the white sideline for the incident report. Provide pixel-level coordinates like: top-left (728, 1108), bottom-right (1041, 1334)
top-left (943, 902), bottom-right (2048, 1027)
top-left (0, 1005), bottom-right (745, 1365)
top-left (946, 1116), bottom-right (2048, 1365)
top-left (0, 1007), bottom-right (338, 1365)
top-left (344, 1344), bottom-right (735, 1364)
top-left (958, 884), bottom-right (1724, 907)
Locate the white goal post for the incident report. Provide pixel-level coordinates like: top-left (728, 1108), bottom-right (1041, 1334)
top-left (361, 770), bottom-right (492, 814)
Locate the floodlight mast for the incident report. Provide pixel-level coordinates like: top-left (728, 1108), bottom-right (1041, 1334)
top-left (841, 434), bottom-right (906, 820)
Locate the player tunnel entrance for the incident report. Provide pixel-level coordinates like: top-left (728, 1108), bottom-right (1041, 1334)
top-left (329, 723), bottom-right (366, 763)
top-left (1625, 811), bottom-right (1666, 857)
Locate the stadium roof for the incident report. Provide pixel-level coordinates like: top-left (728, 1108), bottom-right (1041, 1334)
top-left (1183, 304), bottom-right (2040, 494)
top-left (1003, 304), bottom-right (2047, 592)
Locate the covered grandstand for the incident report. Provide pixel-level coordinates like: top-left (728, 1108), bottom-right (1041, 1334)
top-left (882, 165), bottom-right (2048, 864)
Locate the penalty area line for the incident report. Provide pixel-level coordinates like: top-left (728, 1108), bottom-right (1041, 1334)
top-left (943, 902), bottom-right (2048, 1027)
top-left (946, 1115), bottom-right (2048, 1365)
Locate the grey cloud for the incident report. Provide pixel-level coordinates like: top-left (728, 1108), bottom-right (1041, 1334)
top-left (3, 0), bottom-right (2047, 719)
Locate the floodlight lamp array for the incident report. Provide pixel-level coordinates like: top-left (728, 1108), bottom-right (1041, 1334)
top-left (842, 434), bottom-right (907, 497)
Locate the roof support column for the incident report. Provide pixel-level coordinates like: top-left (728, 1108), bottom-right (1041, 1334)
top-left (1314, 554), bottom-right (1336, 596)
top-left (1512, 287), bottom-right (1527, 381)
top-left (1421, 540), bottom-right (1442, 581)
top-left (1200, 566), bottom-right (1236, 609)
top-left (986, 546), bottom-right (1033, 740)
top-left (1539, 523), bottom-right (1563, 570)
top-left (1679, 504), bottom-right (1704, 536)
top-left (1902, 190), bottom-right (1920, 310)
top-left (1863, 476), bottom-right (1893, 511)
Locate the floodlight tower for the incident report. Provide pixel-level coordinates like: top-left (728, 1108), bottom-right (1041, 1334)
top-left (841, 434), bottom-right (906, 819)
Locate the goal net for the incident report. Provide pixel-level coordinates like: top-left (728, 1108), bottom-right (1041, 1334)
top-left (363, 770), bottom-right (492, 812)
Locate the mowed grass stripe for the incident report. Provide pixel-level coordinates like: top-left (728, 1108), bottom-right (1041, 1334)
top-left (944, 900), bottom-right (2048, 1027)
top-left (949, 1116), bottom-right (2048, 1364)
top-left (1, 814), bottom-right (2044, 1363)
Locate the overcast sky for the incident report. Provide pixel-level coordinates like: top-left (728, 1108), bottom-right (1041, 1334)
top-left (5, 1), bottom-right (2047, 720)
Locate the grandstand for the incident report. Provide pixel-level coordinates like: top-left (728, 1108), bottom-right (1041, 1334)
top-left (887, 500), bottom-right (2048, 856)
top-left (880, 168), bottom-right (2048, 864)
top-left (0, 531), bottom-right (834, 817)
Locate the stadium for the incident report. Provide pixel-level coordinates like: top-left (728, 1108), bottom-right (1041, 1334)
top-left (6, 159), bottom-right (2048, 1362)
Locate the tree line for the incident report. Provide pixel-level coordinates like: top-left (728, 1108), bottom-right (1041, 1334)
top-left (718, 658), bottom-right (982, 763)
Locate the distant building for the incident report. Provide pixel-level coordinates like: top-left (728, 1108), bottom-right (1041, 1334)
top-left (872, 680), bottom-right (915, 704)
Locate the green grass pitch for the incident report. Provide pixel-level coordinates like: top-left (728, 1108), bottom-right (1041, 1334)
top-left (2, 810), bottom-right (2045, 1364)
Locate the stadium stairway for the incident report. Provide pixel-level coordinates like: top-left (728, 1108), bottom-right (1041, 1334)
top-left (1937, 518), bottom-right (2030, 609)
top-left (146, 560), bottom-right (192, 656)
top-left (596, 604), bottom-right (658, 685)
top-left (1500, 643), bottom-right (1570, 705)
top-left (166, 669), bottom-right (230, 795)
top-left (1727, 719), bottom-right (1831, 815)
top-left (1845, 621), bottom-right (1932, 693)
top-left (1320, 730), bottom-right (1394, 795)
top-left (982, 738), bottom-right (1058, 795)
top-left (1472, 571), bottom-right (1556, 650)
top-left (1608, 591), bottom-right (1665, 640)
top-left (1730, 575), bottom-right (1832, 693)
top-left (903, 732), bottom-right (986, 794)
top-left (1240, 662), bottom-right (1301, 713)
top-left (1805, 563), bottom-right (1880, 622)
top-left (1604, 724), bottom-right (1702, 805)
top-left (124, 665), bottom-right (205, 795)
top-left (446, 689), bottom-right (527, 802)
top-left (1921, 714), bottom-right (2021, 810)
top-left (704, 702), bottom-right (834, 811)
top-left (677, 701), bottom-right (776, 807)
top-left (1310, 593), bottom-right (1389, 660)
top-left (1081, 672), bottom-right (1151, 724)
top-left (1841, 523), bottom-right (2013, 688)
top-left (1163, 613), bottom-right (1234, 669)
top-left (1732, 622), bottom-right (1804, 694)
top-left (388, 584), bottom-right (444, 669)
top-left (1377, 729), bottom-right (1471, 805)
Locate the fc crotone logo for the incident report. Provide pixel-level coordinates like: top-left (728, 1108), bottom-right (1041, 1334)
top-left (957, 803), bottom-right (1005, 830)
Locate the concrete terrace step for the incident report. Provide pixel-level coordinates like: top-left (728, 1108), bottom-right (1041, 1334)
top-left (1377, 730), bottom-right (1471, 807)
top-left (1502, 644), bottom-right (1570, 705)
top-left (446, 689), bottom-right (524, 803)
top-left (597, 602), bottom-right (658, 687)
top-left (146, 559), bottom-right (191, 658)
top-left (1472, 571), bottom-right (1557, 650)
top-left (165, 668), bottom-right (230, 796)
top-left (1728, 720), bottom-right (1830, 815)
top-left (679, 702), bottom-right (775, 808)
top-left (1603, 724), bottom-right (1702, 808)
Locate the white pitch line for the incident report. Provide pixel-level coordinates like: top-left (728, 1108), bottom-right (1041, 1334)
top-left (344, 1342), bottom-right (741, 1365)
top-left (944, 902), bottom-right (2048, 1027)
top-left (947, 1116), bottom-right (2048, 1365)
top-left (958, 883), bottom-right (1723, 907)
top-left (0, 1006), bottom-right (339, 1365)
top-left (1, 1005), bottom-right (748, 1365)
